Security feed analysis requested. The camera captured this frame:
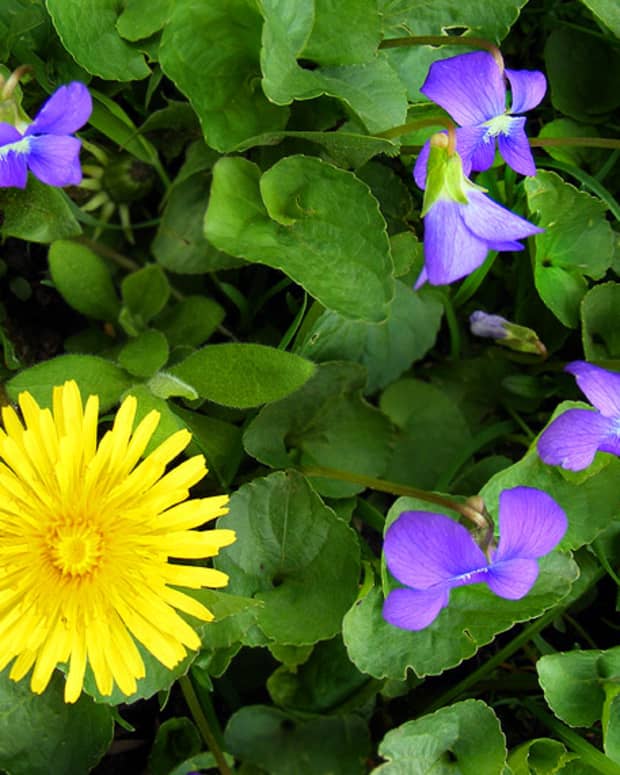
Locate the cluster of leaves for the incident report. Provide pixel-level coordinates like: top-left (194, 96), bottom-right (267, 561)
top-left (0, 0), bottom-right (619, 774)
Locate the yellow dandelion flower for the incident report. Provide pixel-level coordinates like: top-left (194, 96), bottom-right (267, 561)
top-left (0, 380), bottom-right (235, 703)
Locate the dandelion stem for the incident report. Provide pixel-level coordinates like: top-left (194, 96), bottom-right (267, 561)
top-left (179, 674), bottom-right (232, 775)
top-left (299, 465), bottom-right (489, 528)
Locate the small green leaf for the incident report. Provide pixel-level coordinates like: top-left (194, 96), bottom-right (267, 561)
top-left (525, 171), bottom-right (615, 327)
top-left (205, 156), bottom-right (394, 322)
top-left (243, 362), bottom-right (393, 497)
top-left (169, 343), bottom-right (316, 408)
top-left (149, 717), bottom-right (201, 775)
top-left (6, 355), bottom-right (132, 412)
top-left (45, 0), bottom-right (150, 80)
top-left (214, 471), bottom-right (361, 645)
top-left (147, 372), bottom-right (199, 401)
top-left (0, 670), bottom-right (113, 775)
top-left (508, 738), bottom-right (578, 775)
top-left (118, 329), bottom-right (169, 378)
top-left (116, 0), bottom-right (172, 41)
top-left (374, 699), bottom-right (507, 774)
top-left (154, 296), bottom-right (225, 348)
top-left (48, 240), bottom-right (120, 321)
top-left (0, 178), bottom-right (81, 243)
top-left (121, 265), bottom-right (170, 327)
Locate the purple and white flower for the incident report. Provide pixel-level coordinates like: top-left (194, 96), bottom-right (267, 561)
top-left (382, 487), bottom-right (567, 631)
top-left (538, 361), bottom-right (620, 471)
top-left (416, 136), bottom-right (542, 286)
top-left (0, 82), bottom-right (92, 189)
top-left (414, 51), bottom-right (546, 186)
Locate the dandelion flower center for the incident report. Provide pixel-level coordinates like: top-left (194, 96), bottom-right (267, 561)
top-left (50, 522), bottom-right (103, 576)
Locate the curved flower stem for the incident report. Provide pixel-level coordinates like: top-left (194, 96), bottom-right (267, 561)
top-left (0, 65), bottom-right (32, 100)
top-left (179, 674), bottom-right (232, 775)
top-left (376, 115), bottom-right (456, 141)
top-left (379, 35), bottom-right (504, 71)
top-left (299, 465), bottom-right (490, 529)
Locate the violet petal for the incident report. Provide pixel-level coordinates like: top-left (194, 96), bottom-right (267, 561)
top-left (27, 135), bottom-right (83, 186)
top-left (505, 68), bottom-right (547, 114)
top-left (565, 361), bottom-right (620, 417)
top-left (383, 586), bottom-right (450, 630)
top-left (423, 199), bottom-right (489, 285)
top-left (26, 82), bottom-right (92, 136)
top-left (487, 557), bottom-right (540, 599)
top-left (497, 117), bottom-right (537, 176)
top-left (384, 510), bottom-right (487, 590)
top-left (461, 189), bottom-right (542, 242)
top-left (493, 487), bottom-right (568, 563)
top-left (0, 149), bottom-right (29, 188)
top-left (421, 51), bottom-right (505, 126)
top-left (537, 407), bottom-right (614, 470)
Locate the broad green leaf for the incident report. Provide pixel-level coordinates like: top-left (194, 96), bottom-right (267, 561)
top-left (579, 0), bottom-right (620, 36)
top-left (538, 119), bottom-right (605, 167)
top-left (154, 296), bottom-right (225, 348)
top-left (508, 738), bottom-right (579, 775)
top-left (116, 0), bottom-right (172, 41)
top-left (121, 264), bottom-right (170, 327)
top-left (169, 343), bottom-right (316, 408)
top-left (225, 706), bottom-right (370, 775)
top-left (0, 670), bottom-right (113, 775)
top-left (118, 329), bottom-right (169, 378)
top-left (344, 545), bottom-right (576, 681)
top-left (356, 162), bottom-right (414, 234)
top-left (0, 178), bottom-right (81, 243)
top-left (580, 283), bottom-right (620, 360)
top-left (267, 637), bottom-right (368, 713)
top-left (152, 174), bottom-right (242, 273)
top-left (379, 378), bottom-right (471, 490)
top-left (525, 171), bottom-right (615, 327)
top-left (214, 471), bottom-right (361, 644)
top-left (159, 0), bottom-right (288, 152)
top-left (48, 240), bottom-right (120, 321)
top-left (379, 0), bottom-right (527, 101)
top-left (537, 648), bottom-right (620, 727)
top-left (544, 27), bottom-right (620, 121)
top-left (243, 362), bottom-right (393, 497)
top-left (297, 283), bottom-right (442, 394)
top-left (304, 0), bottom-right (381, 65)
top-left (45, 0), bottom-right (150, 80)
top-left (6, 355), bottom-right (132, 412)
top-left (205, 156), bottom-right (394, 322)
top-left (373, 700), bottom-right (506, 774)
top-left (260, 0), bottom-right (406, 133)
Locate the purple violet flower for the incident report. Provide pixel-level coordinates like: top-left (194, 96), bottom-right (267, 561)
top-left (470, 310), bottom-right (509, 339)
top-left (416, 135), bottom-right (542, 286)
top-left (537, 361), bottom-right (620, 471)
top-left (382, 486), bottom-right (567, 631)
top-left (414, 51), bottom-right (546, 186)
top-left (0, 82), bottom-right (92, 189)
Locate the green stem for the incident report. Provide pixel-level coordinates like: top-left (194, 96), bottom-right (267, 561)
top-left (179, 674), bottom-right (232, 775)
top-left (531, 137), bottom-right (620, 150)
top-left (379, 35), bottom-right (504, 69)
top-left (437, 290), bottom-right (461, 360)
top-left (299, 465), bottom-right (489, 529)
top-left (376, 116), bottom-right (456, 140)
top-left (522, 700), bottom-right (620, 775)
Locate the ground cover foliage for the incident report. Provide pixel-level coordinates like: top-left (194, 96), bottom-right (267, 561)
top-left (0, 0), bottom-right (619, 773)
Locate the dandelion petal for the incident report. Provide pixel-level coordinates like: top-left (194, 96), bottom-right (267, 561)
top-left (383, 587), bottom-right (450, 631)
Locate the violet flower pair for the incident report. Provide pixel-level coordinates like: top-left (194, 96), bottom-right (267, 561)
top-left (415, 51), bottom-right (545, 286)
top-left (0, 82), bottom-right (91, 189)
